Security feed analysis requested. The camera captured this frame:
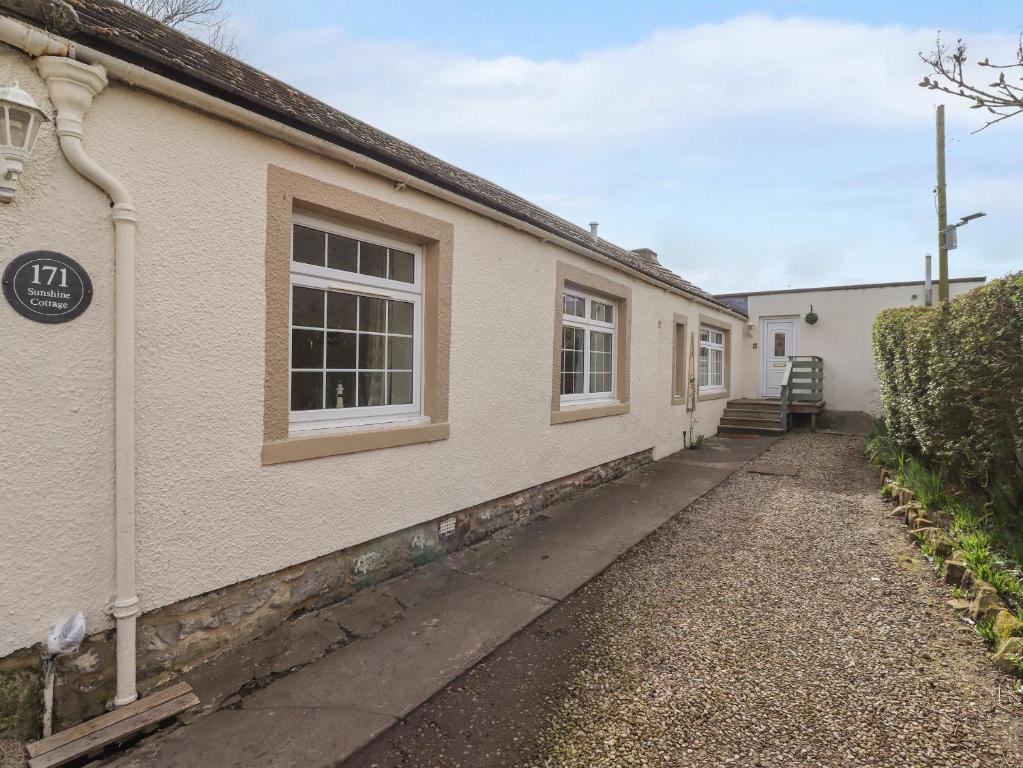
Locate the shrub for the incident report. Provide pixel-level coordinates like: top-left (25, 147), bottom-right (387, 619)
top-left (873, 273), bottom-right (1023, 518)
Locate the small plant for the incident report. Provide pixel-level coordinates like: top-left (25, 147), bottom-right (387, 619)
top-left (690, 433), bottom-right (705, 450)
top-left (977, 616), bottom-right (997, 648)
top-left (903, 460), bottom-right (949, 511)
top-left (880, 483), bottom-right (894, 500)
top-left (951, 585), bottom-right (970, 599)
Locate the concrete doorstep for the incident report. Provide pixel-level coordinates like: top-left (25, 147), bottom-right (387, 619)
top-left (100, 436), bottom-right (776, 768)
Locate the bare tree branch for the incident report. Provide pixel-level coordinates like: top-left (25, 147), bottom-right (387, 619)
top-left (920, 32), bottom-right (1023, 132)
top-left (119, 0), bottom-right (238, 55)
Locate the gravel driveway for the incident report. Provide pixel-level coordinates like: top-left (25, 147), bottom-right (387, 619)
top-left (347, 432), bottom-right (1023, 768)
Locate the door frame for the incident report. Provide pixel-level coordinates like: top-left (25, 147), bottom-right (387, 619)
top-left (759, 316), bottom-right (800, 398)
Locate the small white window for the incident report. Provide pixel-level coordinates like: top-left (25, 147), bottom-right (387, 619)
top-left (289, 213), bottom-right (424, 433)
top-left (561, 288), bottom-right (617, 405)
top-left (699, 325), bottom-right (726, 392)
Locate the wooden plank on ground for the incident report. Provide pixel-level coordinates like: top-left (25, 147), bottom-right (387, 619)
top-left (27, 685), bottom-right (197, 768)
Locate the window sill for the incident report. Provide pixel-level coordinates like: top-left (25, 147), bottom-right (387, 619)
top-left (671, 394), bottom-right (687, 407)
top-left (262, 420), bottom-right (450, 465)
top-left (551, 401), bottom-right (629, 424)
top-left (697, 389), bottom-right (729, 402)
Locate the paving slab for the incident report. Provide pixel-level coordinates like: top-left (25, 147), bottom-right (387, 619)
top-left (99, 434), bottom-right (775, 768)
top-left (242, 572), bottom-right (554, 716)
top-left (106, 708), bottom-right (394, 768)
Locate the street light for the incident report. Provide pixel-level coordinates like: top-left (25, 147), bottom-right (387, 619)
top-left (944, 211), bottom-right (986, 251)
top-left (0, 81), bottom-right (49, 203)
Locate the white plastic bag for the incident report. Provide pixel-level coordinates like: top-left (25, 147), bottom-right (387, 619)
top-left (45, 611), bottom-right (86, 657)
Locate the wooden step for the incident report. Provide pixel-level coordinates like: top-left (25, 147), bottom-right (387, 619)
top-left (725, 399), bottom-right (783, 412)
top-left (718, 424), bottom-right (785, 435)
top-left (719, 417), bottom-right (785, 430)
top-left (722, 408), bottom-right (782, 420)
top-left (27, 683), bottom-right (198, 768)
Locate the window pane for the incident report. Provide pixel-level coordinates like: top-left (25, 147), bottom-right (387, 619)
top-left (700, 328), bottom-right (709, 342)
top-left (389, 372), bottom-right (413, 405)
top-left (591, 300), bottom-right (613, 323)
top-left (326, 291), bottom-right (357, 330)
top-left (590, 330), bottom-right (612, 354)
top-left (389, 301), bottom-right (414, 335)
top-left (291, 329), bottom-right (323, 369)
top-left (774, 332), bottom-right (785, 357)
top-left (388, 336), bottom-right (413, 370)
top-left (590, 371), bottom-right (612, 393)
top-left (326, 331), bottom-right (357, 369)
top-left (360, 242), bottom-right (387, 278)
top-left (359, 296), bottom-right (387, 332)
top-left (327, 234), bottom-right (358, 272)
top-left (293, 225), bottom-right (325, 266)
top-left (358, 372), bottom-right (386, 406)
top-left (325, 371), bottom-right (356, 409)
top-left (561, 326), bottom-right (584, 395)
top-left (562, 371), bottom-right (583, 395)
top-left (291, 372), bottom-right (323, 410)
top-left (563, 294), bottom-right (585, 318)
top-left (389, 249), bottom-right (415, 283)
top-left (359, 334), bottom-right (386, 369)
top-left (292, 285), bottom-right (324, 327)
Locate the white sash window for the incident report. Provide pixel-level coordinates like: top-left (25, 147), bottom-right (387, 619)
top-left (699, 325), bottom-right (726, 391)
top-left (561, 288), bottom-right (617, 405)
top-left (289, 213), bottom-right (424, 433)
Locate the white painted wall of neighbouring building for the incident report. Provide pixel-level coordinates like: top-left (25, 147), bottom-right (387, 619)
top-left (718, 279), bottom-right (985, 415)
top-left (0, 45), bottom-right (743, 657)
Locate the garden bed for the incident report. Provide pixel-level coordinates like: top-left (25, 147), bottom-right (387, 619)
top-left (868, 431), bottom-right (1023, 685)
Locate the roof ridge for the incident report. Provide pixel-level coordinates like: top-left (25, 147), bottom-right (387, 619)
top-left (3, 0), bottom-right (742, 315)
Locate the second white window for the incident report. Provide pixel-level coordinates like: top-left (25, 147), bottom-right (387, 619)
top-left (561, 288), bottom-right (617, 405)
top-left (699, 325), bottom-right (726, 391)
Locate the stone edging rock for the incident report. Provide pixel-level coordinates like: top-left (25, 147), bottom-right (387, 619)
top-left (878, 467), bottom-right (1023, 674)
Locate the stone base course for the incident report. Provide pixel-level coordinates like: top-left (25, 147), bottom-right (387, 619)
top-left (0, 448), bottom-right (652, 740)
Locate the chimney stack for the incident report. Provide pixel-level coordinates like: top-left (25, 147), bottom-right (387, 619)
top-left (589, 222), bottom-right (599, 241)
top-left (631, 248), bottom-right (660, 266)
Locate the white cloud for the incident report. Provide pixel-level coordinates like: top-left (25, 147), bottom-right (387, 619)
top-left (235, 14), bottom-right (1023, 292)
top-left (245, 15), bottom-right (1015, 146)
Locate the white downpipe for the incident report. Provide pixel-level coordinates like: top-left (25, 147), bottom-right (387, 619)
top-left (0, 14), bottom-right (742, 321)
top-left (35, 55), bottom-right (139, 707)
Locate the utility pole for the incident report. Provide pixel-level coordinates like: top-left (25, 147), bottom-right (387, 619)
top-left (935, 104), bottom-right (949, 301)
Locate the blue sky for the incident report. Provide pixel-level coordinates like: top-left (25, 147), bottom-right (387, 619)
top-left (228, 1), bottom-right (1022, 293)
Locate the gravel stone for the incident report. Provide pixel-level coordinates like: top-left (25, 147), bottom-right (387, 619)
top-left (347, 433), bottom-right (1023, 768)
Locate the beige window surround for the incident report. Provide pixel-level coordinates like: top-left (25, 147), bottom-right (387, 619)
top-left (262, 165), bottom-right (453, 465)
top-left (671, 313), bottom-right (687, 407)
top-left (551, 262), bottom-right (631, 424)
top-left (697, 314), bottom-right (731, 402)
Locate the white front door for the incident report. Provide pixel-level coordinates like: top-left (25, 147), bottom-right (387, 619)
top-left (762, 319), bottom-right (797, 398)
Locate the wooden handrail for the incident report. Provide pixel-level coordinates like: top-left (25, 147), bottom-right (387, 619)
top-left (783, 356), bottom-right (824, 404)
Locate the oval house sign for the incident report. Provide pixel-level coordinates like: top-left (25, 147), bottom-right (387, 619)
top-left (3, 251), bottom-right (93, 324)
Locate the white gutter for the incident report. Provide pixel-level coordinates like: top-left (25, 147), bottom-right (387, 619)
top-left (34, 54), bottom-right (140, 707)
top-left (0, 14), bottom-right (742, 321)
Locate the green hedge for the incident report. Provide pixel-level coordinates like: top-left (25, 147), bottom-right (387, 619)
top-left (872, 273), bottom-right (1023, 512)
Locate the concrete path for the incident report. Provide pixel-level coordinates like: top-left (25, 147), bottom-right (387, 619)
top-left (346, 433), bottom-right (1023, 768)
top-left (100, 436), bottom-right (774, 768)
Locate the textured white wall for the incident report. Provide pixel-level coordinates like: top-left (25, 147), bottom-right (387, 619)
top-left (0, 46), bottom-right (740, 655)
top-left (732, 280), bottom-right (984, 413)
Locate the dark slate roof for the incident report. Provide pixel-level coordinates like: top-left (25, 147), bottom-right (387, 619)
top-left (4, 0), bottom-right (741, 315)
